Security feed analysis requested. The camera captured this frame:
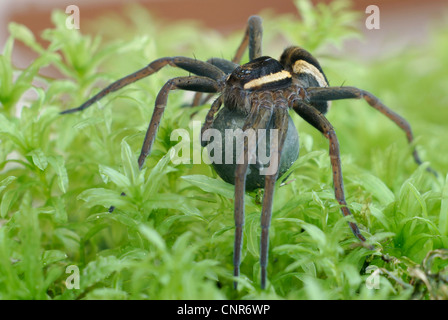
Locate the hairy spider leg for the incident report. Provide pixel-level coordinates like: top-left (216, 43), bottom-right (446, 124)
top-left (138, 76), bottom-right (219, 169)
top-left (192, 59), bottom-right (238, 107)
top-left (192, 15), bottom-right (263, 107)
top-left (60, 56), bottom-right (225, 114)
top-left (244, 15), bottom-right (263, 62)
top-left (292, 100), bottom-right (371, 245)
top-left (233, 93), bottom-right (274, 289)
top-left (201, 96), bottom-right (224, 146)
top-left (259, 100), bottom-right (289, 289)
top-left (306, 87), bottom-right (438, 177)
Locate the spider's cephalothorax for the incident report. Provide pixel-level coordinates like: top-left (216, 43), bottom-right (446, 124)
top-left (223, 52), bottom-right (329, 114)
top-left (61, 15), bottom-right (435, 290)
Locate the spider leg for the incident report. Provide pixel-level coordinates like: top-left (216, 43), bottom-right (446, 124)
top-left (191, 59), bottom-right (238, 107)
top-left (201, 96), bottom-right (223, 147)
top-left (292, 100), bottom-right (371, 246)
top-left (191, 14), bottom-right (263, 107)
top-left (206, 58), bottom-right (240, 75)
top-left (138, 76), bottom-right (219, 169)
top-left (61, 57), bottom-right (225, 114)
top-left (235, 15), bottom-right (263, 63)
top-left (233, 94), bottom-right (274, 289)
top-left (305, 86), bottom-right (437, 176)
top-left (259, 102), bottom-right (289, 289)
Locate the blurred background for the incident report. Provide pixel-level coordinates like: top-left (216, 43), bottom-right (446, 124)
top-left (1, 0), bottom-right (447, 68)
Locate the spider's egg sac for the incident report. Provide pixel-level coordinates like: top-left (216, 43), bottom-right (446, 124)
top-left (204, 106), bottom-right (299, 191)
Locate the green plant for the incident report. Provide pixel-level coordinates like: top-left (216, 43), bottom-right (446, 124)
top-left (0, 0), bottom-right (447, 300)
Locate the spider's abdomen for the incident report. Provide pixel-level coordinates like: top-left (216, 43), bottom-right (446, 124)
top-left (208, 106), bottom-right (299, 191)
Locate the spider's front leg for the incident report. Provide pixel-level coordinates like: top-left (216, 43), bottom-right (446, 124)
top-left (61, 56), bottom-right (225, 114)
top-left (61, 53), bottom-right (226, 168)
top-left (305, 86), bottom-right (437, 176)
top-left (259, 100), bottom-right (289, 290)
top-left (201, 96), bottom-right (223, 146)
top-left (233, 93), bottom-right (274, 289)
top-left (232, 92), bottom-right (290, 289)
top-left (292, 100), bottom-right (370, 245)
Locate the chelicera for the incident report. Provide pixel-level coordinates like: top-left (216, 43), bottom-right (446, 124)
top-left (62, 16), bottom-right (434, 289)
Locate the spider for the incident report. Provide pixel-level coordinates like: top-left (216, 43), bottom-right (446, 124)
top-left (61, 15), bottom-right (434, 289)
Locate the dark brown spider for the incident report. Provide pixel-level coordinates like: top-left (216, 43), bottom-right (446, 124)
top-left (62, 16), bottom-right (434, 289)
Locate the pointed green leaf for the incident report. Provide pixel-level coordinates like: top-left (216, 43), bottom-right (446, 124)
top-left (1, 189), bottom-right (17, 218)
top-left (121, 139), bottom-right (140, 186)
top-left (28, 149), bottom-right (48, 171)
top-left (8, 23), bottom-right (44, 54)
top-left (142, 148), bottom-right (175, 198)
top-left (42, 250), bottom-right (68, 265)
top-left (356, 173), bottom-right (395, 205)
top-left (181, 174), bottom-right (255, 207)
top-left (77, 188), bottom-right (132, 210)
top-left (99, 164), bottom-right (130, 188)
top-left (47, 156), bottom-right (69, 193)
top-left (138, 224), bottom-right (166, 252)
top-left (0, 176), bottom-right (16, 193)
